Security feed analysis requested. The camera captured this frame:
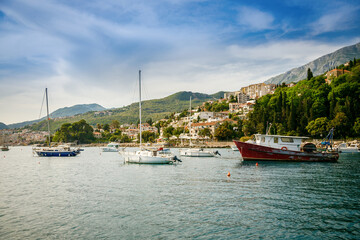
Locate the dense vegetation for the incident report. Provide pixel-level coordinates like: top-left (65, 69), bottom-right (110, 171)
top-left (244, 58), bottom-right (360, 139)
top-left (52, 119), bottom-right (95, 144)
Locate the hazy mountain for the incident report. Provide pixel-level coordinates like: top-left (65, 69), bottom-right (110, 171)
top-left (8, 104), bottom-right (106, 129)
top-left (265, 42), bottom-right (360, 84)
top-left (29, 91), bottom-right (226, 132)
top-left (50, 103), bottom-right (105, 118)
top-left (0, 122), bottom-right (8, 130)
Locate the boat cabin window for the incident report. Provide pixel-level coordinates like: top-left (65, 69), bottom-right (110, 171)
top-left (274, 137), bottom-right (278, 143)
top-left (281, 137), bottom-right (294, 143)
top-left (261, 137), bottom-right (265, 143)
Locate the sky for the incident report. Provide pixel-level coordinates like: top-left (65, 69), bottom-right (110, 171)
top-left (0, 0), bottom-right (360, 124)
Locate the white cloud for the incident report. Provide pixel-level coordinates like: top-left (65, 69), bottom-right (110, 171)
top-left (237, 6), bottom-right (274, 31)
top-left (310, 5), bottom-right (360, 35)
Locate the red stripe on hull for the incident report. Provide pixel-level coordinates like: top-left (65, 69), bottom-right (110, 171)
top-left (234, 140), bottom-right (338, 162)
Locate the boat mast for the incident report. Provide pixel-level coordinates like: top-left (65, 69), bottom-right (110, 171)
top-left (45, 88), bottom-right (51, 147)
top-left (189, 96), bottom-right (192, 146)
top-left (139, 70), bottom-right (142, 150)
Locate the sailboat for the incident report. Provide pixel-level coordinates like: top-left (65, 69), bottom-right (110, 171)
top-left (179, 97), bottom-right (219, 157)
top-left (33, 88), bottom-right (80, 157)
top-left (119, 70), bottom-right (179, 164)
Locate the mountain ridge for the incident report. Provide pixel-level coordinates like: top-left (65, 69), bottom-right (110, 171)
top-left (8, 103), bottom-right (106, 129)
top-left (265, 42), bottom-right (360, 84)
top-left (28, 91), bottom-right (226, 132)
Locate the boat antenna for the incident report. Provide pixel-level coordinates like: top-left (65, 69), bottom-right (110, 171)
top-left (45, 88), bottom-right (51, 147)
top-left (139, 70), bottom-right (142, 150)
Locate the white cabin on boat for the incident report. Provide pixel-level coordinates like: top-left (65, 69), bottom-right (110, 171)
top-left (250, 134), bottom-right (308, 151)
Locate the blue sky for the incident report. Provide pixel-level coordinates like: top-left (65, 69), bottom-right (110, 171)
top-left (0, 0), bottom-right (359, 124)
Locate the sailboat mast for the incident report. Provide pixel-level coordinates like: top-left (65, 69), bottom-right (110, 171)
top-left (189, 96), bottom-right (192, 146)
top-left (139, 70), bottom-right (142, 150)
top-left (45, 88), bottom-right (51, 147)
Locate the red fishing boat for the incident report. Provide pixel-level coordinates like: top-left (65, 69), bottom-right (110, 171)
top-left (234, 134), bottom-right (339, 162)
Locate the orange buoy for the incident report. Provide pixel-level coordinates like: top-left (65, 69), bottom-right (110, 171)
top-left (256, 162), bottom-right (258, 166)
top-left (227, 172), bottom-right (231, 177)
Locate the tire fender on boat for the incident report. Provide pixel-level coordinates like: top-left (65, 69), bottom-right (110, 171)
top-left (281, 146), bottom-right (288, 151)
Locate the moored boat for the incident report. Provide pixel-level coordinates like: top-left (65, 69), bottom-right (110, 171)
top-left (336, 142), bottom-right (360, 153)
top-left (120, 70), bottom-right (179, 164)
top-left (234, 134), bottom-right (339, 162)
top-left (33, 88), bottom-right (80, 157)
top-left (101, 142), bottom-right (122, 152)
top-left (1, 146), bottom-right (9, 151)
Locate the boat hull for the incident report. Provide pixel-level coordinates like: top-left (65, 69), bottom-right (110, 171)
top-left (120, 152), bottom-right (173, 164)
top-left (35, 151), bottom-right (78, 157)
top-left (234, 140), bottom-right (339, 162)
top-left (179, 149), bottom-right (214, 157)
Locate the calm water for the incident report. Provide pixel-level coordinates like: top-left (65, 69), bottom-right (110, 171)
top-left (0, 147), bottom-right (359, 239)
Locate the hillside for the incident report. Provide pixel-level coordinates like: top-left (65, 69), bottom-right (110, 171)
top-left (29, 91), bottom-right (225, 132)
top-left (0, 122), bottom-right (8, 130)
top-left (9, 103), bottom-right (106, 129)
top-left (50, 103), bottom-right (105, 118)
top-left (265, 42), bottom-right (360, 84)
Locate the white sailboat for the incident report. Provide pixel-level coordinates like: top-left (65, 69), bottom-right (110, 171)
top-left (179, 96), bottom-right (219, 157)
top-left (119, 70), bottom-right (179, 164)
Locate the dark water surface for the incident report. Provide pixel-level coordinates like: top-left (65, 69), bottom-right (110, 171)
top-left (1, 147), bottom-right (359, 239)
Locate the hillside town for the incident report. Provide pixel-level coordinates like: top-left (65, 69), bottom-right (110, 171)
top-left (1, 65), bottom-right (356, 147)
top-left (0, 82), bottom-right (278, 146)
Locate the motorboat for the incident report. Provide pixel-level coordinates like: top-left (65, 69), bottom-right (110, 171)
top-left (336, 142), bottom-right (360, 153)
top-left (233, 133), bottom-right (339, 162)
top-left (33, 145), bottom-right (79, 157)
top-left (179, 148), bottom-right (219, 157)
top-left (101, 142), bottom-right (122, 152)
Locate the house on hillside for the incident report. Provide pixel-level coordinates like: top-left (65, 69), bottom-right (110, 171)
top-left (325, 69), bottom-right (351, 84)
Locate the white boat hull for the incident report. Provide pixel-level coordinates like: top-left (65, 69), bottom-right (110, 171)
top-left (338, 148), bottom-right (360, 153)
top-left (120, 151), bottom-right (173, 164)
top-left (179, 148), bottom-right (214, 157)
top-left (101, 147), bottom-right (120, 152)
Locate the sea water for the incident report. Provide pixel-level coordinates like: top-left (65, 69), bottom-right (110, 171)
top-left (0, 147), bottom-right (359, 239)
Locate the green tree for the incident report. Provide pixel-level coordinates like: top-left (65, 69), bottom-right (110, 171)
top-left (214, 122), bottom-right (235, 140)
top-left (307, 68), bottom-right (313, 80)
top-left (110, 120), bottom-right (120, 129)
top-left (103, 124), bottom-right (110, 131)
top-left (306, 117), bottom-right (330, 138)
top-left (353, 118), bottom-right (360, 136)
top-left (141, 131), bottom-right (157, 143)
top-left (198, 128), bottom-right (212, 139)
top-left (163, 126), bottom-right (174, 138)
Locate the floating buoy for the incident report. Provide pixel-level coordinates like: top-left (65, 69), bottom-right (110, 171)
top-left (227, 172), bottom-right (231, 177)
top-left (256, 162), bottom-right (258, 166)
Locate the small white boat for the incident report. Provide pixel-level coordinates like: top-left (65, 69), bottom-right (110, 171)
top-left (120, 149), bottom-right (175, 164)
top-left (179, 148), bottom-right (219, 157)
top-left (179, 96), bottom-right (219, 158)
top-left (101, 142), bottom-right (122, 152)
top-left (337, 143), bottom-right (360, 153)
top-left (231, 145), bottom-right (239, 151)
